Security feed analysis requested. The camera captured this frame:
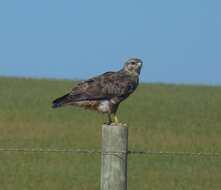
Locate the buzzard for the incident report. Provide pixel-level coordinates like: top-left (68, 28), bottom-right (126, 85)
top-left (52, 58), bottom-right (143, 124)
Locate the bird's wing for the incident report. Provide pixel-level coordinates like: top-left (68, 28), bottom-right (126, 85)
top-left (66, 71), bottom-right (138, 102)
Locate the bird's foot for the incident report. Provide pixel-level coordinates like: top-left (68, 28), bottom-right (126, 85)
top-left (104, 121), bottom-right (112, 125)
top-left (104, 114), bottom-right (127, 126)
top-left (110, 122), bottom-right (127, 127)
top-left (111, 115), bottom-right (127, 126)
top-left (103, 121), bottom-right (127, 126)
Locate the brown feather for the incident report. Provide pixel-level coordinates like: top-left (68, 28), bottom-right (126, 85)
top-left (52, 58), bottom-right (143, 115)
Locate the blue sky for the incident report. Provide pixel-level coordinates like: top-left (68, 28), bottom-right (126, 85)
top-left (0, 0), bottom-right (221, 85)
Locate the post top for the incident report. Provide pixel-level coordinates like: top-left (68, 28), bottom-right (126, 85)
top-left (102, 123), bottom-right (128, 128)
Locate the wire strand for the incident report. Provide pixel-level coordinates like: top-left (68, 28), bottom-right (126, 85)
top-left (0, 147), bottom-right (220, 157)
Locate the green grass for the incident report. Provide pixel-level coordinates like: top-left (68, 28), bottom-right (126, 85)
top-left (0, 76), bottom-right (221, 190)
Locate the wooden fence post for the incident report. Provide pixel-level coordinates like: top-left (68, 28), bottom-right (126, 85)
top-left (101, 124), bottom-right (128, 190)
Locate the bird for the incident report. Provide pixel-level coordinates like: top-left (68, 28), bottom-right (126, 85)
top-left (52, 58), bottom-right (143, 125)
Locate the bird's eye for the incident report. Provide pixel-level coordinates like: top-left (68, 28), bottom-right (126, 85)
top-left (131, 62), bottom-right (136, 65)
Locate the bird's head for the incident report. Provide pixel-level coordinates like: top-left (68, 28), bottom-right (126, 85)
top-left (122, 58), bottom-right (143, 76)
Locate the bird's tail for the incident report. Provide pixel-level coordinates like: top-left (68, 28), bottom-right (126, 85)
top-left (52, 93), bottom-right (70, 108)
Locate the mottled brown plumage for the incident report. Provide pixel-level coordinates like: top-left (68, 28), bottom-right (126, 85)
top-left (52, 58), bottom-right (143, 124)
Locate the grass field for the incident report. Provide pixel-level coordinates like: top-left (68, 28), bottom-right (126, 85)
top-left (0, 76), bottom-right (221, 190)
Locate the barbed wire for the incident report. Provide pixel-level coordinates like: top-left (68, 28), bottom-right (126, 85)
top-left (0, 147), bottom-right (220, 157)
top-left (0, 147), bottom-right (100, 154)
top-left (127, 150), bottom-right (221, 157)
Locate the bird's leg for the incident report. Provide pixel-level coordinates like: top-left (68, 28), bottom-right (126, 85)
top-left (104, 113), bottom-right (125, 126)
top-left (114, 114), bottom-right (119, 123)
top-left (104, 113), bottom-right (112, 125)
top-left (111, 113), bottom-right (122, 125)
top-left (112, 114), bottom-right (126, 126)
top-left (105, 114), bottom-right (119, 125)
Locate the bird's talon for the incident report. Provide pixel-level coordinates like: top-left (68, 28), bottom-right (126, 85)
top-left (104, 121), bottom-right (112, 125)
top-left (109, 122), bottom-right (127, 126)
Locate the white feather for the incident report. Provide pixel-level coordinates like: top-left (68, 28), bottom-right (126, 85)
top-left (98, 100), bottom-right (110, 113)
